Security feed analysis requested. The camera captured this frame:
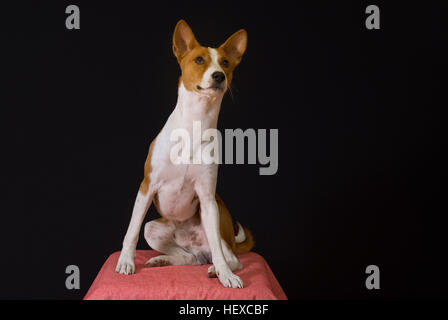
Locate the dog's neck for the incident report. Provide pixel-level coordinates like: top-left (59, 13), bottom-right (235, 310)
top-left (174, 82), bottom-right (224, 130)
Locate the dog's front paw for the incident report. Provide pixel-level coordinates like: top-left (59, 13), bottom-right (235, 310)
top-left (208, 261), bottom-right (242, 278)
top-left (115, 250), bottom-right (135, 275)
top-left (214, 266), bottom-right (244, 288)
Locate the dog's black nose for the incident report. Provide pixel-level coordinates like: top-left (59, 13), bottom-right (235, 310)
top-left (211, 71), bottom-right (225, 83)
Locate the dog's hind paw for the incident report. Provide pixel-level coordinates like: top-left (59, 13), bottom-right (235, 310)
top-left (145, 255), bottom-right (172, 267)
top-left (207, 265), bottom-right (217, 278)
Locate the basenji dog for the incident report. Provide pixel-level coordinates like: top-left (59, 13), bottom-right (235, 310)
top-left (115, 20), bottom-right (254, 288)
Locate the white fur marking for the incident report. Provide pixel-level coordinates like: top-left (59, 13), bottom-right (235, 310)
top-left (234, 222), bottom-right (246, 243)
top-left (208, 47), bottom-right (220, 66)
top-left (199, 48), bottom-right (226, 90)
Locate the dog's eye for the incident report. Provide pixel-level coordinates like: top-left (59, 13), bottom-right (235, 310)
top-left (221, 59), bottom-right (229, 68)
top-left (194, 56), bottom-right (205, 64)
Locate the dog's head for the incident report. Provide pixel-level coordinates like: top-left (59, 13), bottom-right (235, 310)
top-left (173, 20), bottom-right (247, 96)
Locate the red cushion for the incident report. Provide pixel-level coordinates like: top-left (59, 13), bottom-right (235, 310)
top-left (84, 250), bottom-right (287, 300)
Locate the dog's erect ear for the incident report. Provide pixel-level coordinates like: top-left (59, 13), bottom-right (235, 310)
top-left (173, 20), bottom-right (199, 62)
top-left (219, 29), bottom-right (247, 64)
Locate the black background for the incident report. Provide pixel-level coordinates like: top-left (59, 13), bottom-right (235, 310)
top-left (1, 1), bottom-right (447, 299)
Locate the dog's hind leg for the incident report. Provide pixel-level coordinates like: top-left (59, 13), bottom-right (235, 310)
top-left (144, 218), bottom-right (197, 267)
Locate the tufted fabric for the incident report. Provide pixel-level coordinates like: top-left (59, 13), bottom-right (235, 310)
top-left (84, 250), bottom-right (287, 300)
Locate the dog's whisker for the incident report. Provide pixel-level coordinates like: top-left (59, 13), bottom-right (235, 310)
top-left (228, 84), bottom-right (235, 103)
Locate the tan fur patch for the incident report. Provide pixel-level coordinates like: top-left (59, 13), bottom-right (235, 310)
top-left (215, 194), bottom-right (236, 250)
top-left (216, 48), bottom-right (236, 86)
top-left (216, 194), bottom-right (254, 254)
top-left (139, 137), bottom-right (157, 195)
top-left (179, 46), bottom-right (211, 92)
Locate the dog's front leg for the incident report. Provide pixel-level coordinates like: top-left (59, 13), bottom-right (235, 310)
top-left (116, 189), bottom-right (155, 275)
top-left (196, 185), bottom-right (243, 288)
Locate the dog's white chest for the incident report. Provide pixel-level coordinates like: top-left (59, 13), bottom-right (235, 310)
top-left (148, 136), bottom-right (207, 221)
top-left (145, 83), bottom-right (222, 221)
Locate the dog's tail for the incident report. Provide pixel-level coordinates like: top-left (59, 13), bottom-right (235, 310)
top-left (234, 222), bottom-right (255, 254)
